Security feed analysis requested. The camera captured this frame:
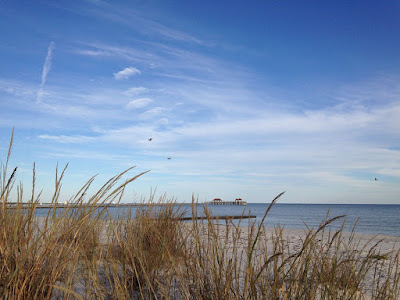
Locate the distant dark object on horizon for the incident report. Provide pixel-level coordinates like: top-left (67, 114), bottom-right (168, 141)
top-left (375, 178), bottom-right (378, 181)
top-left (167, 157), bottom-right (171, 160)
top-left (148, 138), bottom-right (153, 141)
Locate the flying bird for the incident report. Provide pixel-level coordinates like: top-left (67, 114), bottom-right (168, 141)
top-left (148, 138), bottom-right (153, 141)
top-left (375, 177), bottom-right (378, 181)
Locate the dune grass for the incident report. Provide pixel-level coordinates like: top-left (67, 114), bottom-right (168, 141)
top-left (1, 131), bottom-right (399, 299)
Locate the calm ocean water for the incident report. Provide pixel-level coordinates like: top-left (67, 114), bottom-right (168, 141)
top-left (201, 203), bottom-right (400, 237)
top-left (35, 203), bottom-right (400, 237)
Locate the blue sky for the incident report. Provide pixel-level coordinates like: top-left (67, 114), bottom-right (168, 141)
top-left (1, 0), bottom-right (399, 204)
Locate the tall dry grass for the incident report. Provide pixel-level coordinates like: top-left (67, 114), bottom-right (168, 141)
top-left (0, 129), bottom-right (148, 299)
top-left (1, 130), bottom-right (399, 299)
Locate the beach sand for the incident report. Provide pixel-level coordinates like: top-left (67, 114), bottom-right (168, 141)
top-left (186, 222), bottom-right (400, 298)
top-left (190, 222), bottom-right (400, 254)
top-left (31, 216), bottom-right (400, 298)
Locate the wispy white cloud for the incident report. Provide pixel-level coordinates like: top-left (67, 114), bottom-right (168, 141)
top-left (80, 2), bottom-right (205, 45)
top-left (144, 19), bottom-right (204, 45)
top-left (73, 41), bottom-right (232, 84)
top-left (334, 75), bottom-right (400, 107)
top-left (0, 79), bottom-right (36, 98)
top-left (126, 98), bottom-right (153, 110)
top-left (157, 118), bottom-right (169, 125)
top-left (38, 134), bottom-right (96, 144)
top-left (114, 67), bottom-right (141, 80)
top-left (37, 42), bottom-right (55, 103)
top-left (73, 43), bottom-right (155, 64)
top-left (139, 107), bottom-right (165, 119)
top-left (24, 87), bottom-right (399, 204)
top-left (123, 86), bottom-right (148, 96)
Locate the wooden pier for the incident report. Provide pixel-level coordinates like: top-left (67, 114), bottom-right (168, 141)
top-left (209, 198), bottom-right (247, 205)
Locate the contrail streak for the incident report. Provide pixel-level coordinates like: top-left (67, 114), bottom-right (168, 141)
top-left (37, 41), bottom-right (55, 103)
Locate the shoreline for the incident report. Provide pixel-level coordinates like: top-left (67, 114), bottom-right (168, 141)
top-left (187, 223), bottom-right (400, 298)
top-left (194, 223), bottom-right (400, 253)
top-left (13, 214), bottom-right (400, 298)
top-left (262, 226), bottom-right (400, 253)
